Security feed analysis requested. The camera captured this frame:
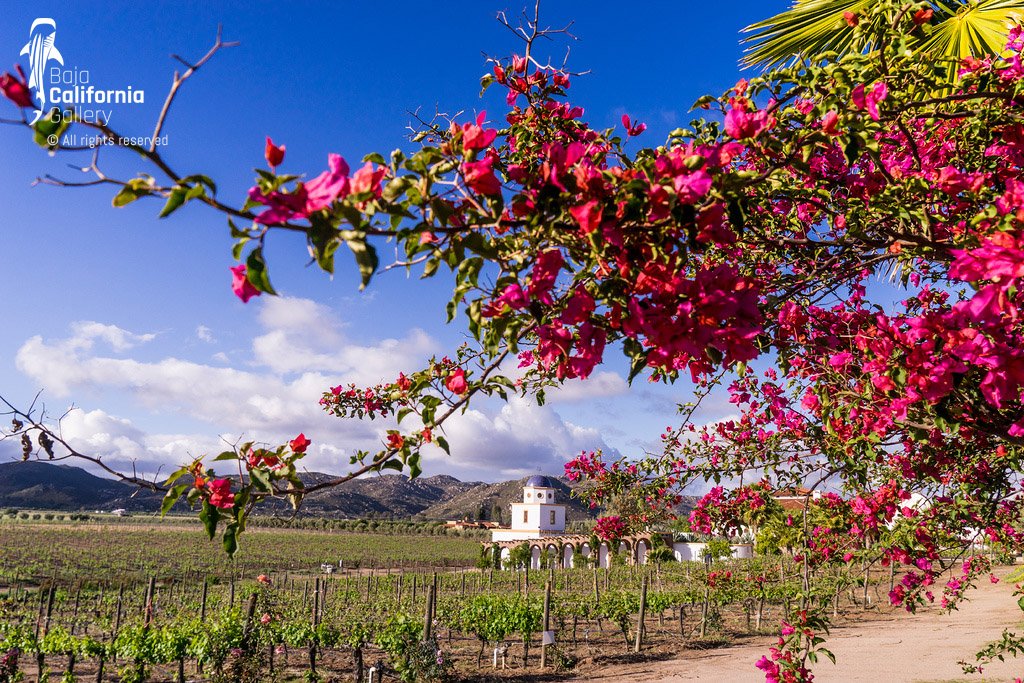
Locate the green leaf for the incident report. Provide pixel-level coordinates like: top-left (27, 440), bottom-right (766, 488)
top-left (223, 523), bottom-right (238, 556)
top-left (380, 458), bottom-right (403, 472)
top-left (249, 467), bottom-right (272, 493)
top-left (212, 450), bottom-right (238, 462)
top-left (32, 109), bottom-right (70, 150)
top-left (246, 247), bottom-right (277, 295)
top-left (160, 484), bottom-right (189, 516)
top-left (382, 176), bottom-right (414, 202)
top-left (346, 236), bottom-right (379, 289)
top-left (435, 436), bottom-right (451, 455)
top-left (158, 187), bottom-right (187, 218)
top-left (199, 501), bottom-right (218, 540)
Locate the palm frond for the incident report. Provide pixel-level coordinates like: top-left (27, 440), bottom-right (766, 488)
top-left (920, 0), bottom-right (1024, 61)
top-left (742, 0), bottom-right (1024, 72)
top-left (741, 0), bottom-right (882, 70)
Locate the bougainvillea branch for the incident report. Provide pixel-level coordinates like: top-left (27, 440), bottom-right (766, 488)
top-left (6, 2), bottom-right (1024, 678)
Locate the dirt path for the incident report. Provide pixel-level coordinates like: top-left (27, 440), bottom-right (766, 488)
top-left (573, 569), bottom-right (1024, 682)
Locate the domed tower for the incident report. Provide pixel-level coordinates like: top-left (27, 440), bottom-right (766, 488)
top-left (491, 475), bottom-right (566, 542)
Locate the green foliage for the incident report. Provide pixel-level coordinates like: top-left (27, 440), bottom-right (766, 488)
top-left (701, 538), bottom-right (734, 563)
top-left (375, 614), bottom-right (451, 683)
top-left (505, 543), bottom-right (532, 570)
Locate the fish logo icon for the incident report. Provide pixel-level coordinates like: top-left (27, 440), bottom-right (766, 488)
top-left (19, 18), bottom-right (63, 124)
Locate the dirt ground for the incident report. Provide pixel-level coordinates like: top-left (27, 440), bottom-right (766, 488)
top-left (571, 568), bottom-right (1024, 683)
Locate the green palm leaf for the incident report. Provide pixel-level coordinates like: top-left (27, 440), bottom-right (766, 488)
top-left (921, 0), bottom-right (1024, 60)
top-left (742, 0), bottom-right (1024, 72)
top-left (742, 0), bottom-right (880, 71)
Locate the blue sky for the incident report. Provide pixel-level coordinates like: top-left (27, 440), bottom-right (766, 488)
top-left (0, 1), bottom-right (790, 483)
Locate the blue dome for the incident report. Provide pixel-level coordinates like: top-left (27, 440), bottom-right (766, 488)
top-left (525, 475), bottom-right (554, 488)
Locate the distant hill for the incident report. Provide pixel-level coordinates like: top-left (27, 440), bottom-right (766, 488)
top-left (421, 476), bottom-right (596, 524)
top-left (275, 472), bottom-right (482, 518)
top-left (0, 461), bottom-right (699, 525)
top-left (0, 461), bottom-right (551, 520)
top-left (0, 461), bottom-right (163, 511)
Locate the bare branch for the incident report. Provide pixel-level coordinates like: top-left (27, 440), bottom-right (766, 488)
top-left (152, 25), bottom-right (240, 151)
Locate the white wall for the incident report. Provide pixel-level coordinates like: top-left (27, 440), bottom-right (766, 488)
top-left (672, 542), bottom-right (753, 561)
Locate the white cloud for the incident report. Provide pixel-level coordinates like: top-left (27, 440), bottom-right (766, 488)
top-left (12, 297), bottom-right (619, 482)
top-left (545, 370), bottom-right (629, 403)
top-left (422, 396), bottom-right (617, 481)
top-left (71, 321), bottom-right (157, 352)
top-left (196, 325), bottom-right (215, 343)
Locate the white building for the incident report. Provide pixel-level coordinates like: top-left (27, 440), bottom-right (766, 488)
top-left (490, 475), bottom-right (566, 542)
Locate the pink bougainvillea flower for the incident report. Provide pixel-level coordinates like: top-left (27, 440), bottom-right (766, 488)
top-left (260, 613), bottom-right (272, 625)
top-left (528, 249), bottom-right (565, 305)
top-left (482, 282), bottom-right (529, 317)
top-left (386, 432), bottom-right (405, 450)
top-left (561, 287), bottom-right (596, 325)
top-left (207, 479), bottom-right (235, 509)
top-left (230, 264), bottom-right (261, 303)
top-left (304, 153), bottom-right (352, 211)
top-left (264, 137), bottom-right (285, 170)
top-left (462, 111), bottom-right (498, 150)
top-left (462, 155), bottom-right (502, 195)
top-left (851, 82), bottom-right (888, 121)
top-left (445, 368), bottom-right (468, 394)
top-left (594, 515), bottom-right (626, 541)
top-left (256, 574), bottom-right (271, 585)
top-left (820, 110), bottom-right (841, 136)
top-left (351, 161), bottom-right (386, 198)
top-left (569, 200), bottom-right (602, 234)
top-left (621, 114), bottom-right (647, 136)
top-left (723, 99), bottom-right (774, 139)
top-left (289, 433), bottom-right (311, 453)
top-left (913, 8), bottom-right (934, 25)
top-left (0, 66), bottom-right (34, 108)
top-left (248, 153), bottom-right (351, 224)
top-left (843, 10), bottom-right (859, 26)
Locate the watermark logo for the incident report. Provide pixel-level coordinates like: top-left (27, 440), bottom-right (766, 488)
top-left (16, 17), bottom-right (145, 127)
top-left (19, 18), bottom-right (63, 124)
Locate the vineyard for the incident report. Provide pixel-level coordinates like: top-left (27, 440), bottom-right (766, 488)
top-left (0, 521), bottom-right (482, 584)
top-left (0, 522), bottom-right (903, 682)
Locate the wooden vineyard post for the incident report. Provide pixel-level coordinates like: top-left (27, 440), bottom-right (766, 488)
top-left (699, 583), bottom-right (710, 639)
top-left (634, 573), bottom-right (648, 653)
top-left (423, 584), bottom-right (435, 642)
top-left (540, 579), bottom-right (552, 668)
top-left (200, 580), bottom-right (208, 621)
top-left (242, 593), bottom-right (258, 641)
top-left (114, 583), bottom-right (124, 633)
top-left (143, 577), bottom-right (156, 627)
top-left (71, 583), bottom-right (81, 634)
top-left (309, 577), bottom-right (321, 679)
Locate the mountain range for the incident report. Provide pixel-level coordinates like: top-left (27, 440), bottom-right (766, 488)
top-left (0, 461), bottom-right (601, 521)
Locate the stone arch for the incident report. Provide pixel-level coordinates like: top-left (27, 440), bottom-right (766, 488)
top-left (598, 542), bottom-right (609, 568)
top-left (636, 539), bottom-right (649, 565)
top-left (530, 544), bottom-right (542, 570)
top-left (500, 547), bottom-right (511, 567)
top-left (545, 543), bottom-right (559, 569)
top-left (563, 543), bottom-right (574, 568)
